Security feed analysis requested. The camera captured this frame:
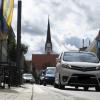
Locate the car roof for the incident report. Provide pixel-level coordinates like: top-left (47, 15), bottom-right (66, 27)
top-left (62, 51), bottom-right (96, 55)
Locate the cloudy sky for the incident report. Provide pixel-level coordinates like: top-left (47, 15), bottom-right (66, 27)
top-left (12, 0), bottom-right (100, 60)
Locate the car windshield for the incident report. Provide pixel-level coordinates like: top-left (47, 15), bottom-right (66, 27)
top-left (46, 68), bottom-right (56, 75)
top-left (63, 52), bottom-right (99, 63)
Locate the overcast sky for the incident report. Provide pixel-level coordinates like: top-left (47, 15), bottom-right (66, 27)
top-left (12, 0), bottom-right (100, 60)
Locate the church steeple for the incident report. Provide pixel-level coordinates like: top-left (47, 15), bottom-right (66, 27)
top-left (45, 17), bottom-right (52, 54)
top-left (46, 18), bottom-right (51, 43)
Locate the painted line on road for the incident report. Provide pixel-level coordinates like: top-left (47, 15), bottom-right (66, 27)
top-left (31, 86), bottom-right (34, 100)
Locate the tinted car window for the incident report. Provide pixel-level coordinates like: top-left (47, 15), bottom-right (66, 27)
top-left (63, 52), bottom-right (99, 63)
top-left (46, 68), bottom-right (56, 75)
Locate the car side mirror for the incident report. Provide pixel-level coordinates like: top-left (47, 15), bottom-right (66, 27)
top-left (56, 58), bottom-right (61, 63)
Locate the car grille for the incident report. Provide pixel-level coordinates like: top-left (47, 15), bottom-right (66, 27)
top-left (68, 74), bottom-right (98, 86)
top-left (71, 66), bottom-right (96, 71)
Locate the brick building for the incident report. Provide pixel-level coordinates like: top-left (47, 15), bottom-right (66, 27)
top-left (32, 18), bottom-right (59, 74)
top-left (32, 54), bottom-right (58, 71)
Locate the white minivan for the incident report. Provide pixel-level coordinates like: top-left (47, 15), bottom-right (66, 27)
top-left (54, 51), bottom-right (100, 91)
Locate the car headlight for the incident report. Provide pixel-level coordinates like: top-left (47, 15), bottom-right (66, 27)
top-left (45, 77), bottom-right (48, 79)
top-left (62, 64), bottom-right (71, 69)
top-left (96, 66), bottom-right (100, 70)
top-left (40, 77), bottom-right (44, 80)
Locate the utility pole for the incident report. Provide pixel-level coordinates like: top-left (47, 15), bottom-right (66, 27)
top-left (0, 0), bottom-right (4, 62)
top-left (1, 0), bottom-right (4, 32)
top-left (16, 0), bottom-right (22, 85)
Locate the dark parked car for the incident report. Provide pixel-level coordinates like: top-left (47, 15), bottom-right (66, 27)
top-left (43, 67), bottom-right (56, 86)
top-left (22, 73), bottom-right (35, 84)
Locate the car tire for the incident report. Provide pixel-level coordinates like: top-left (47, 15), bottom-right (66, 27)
top-left (44, 83), bottom-right (46, 86)
top-left (40, 82), bottom-right (42, 85)
top-left (95, 86), bottom-right (100, 91)
top-left (84, 86), bottom-right (89, 91)
top-left (31, 82), bottom-right (34, 84)
top-left (59, 84), bottom-right (65, 89)
top-left (43, 80), bottom-right (46, 86)
top-left (58, 75), bottom-right (65, 89)
top-left (75, 86), bottom-right (78, 90)
top-left (54, 83), bottom-right (59, 88)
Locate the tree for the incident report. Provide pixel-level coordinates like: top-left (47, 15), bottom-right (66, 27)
top-left (8, 32), bottom-right (17, 62)
top-left (21, 43), bottom-right (28, 54)
top-left (8, 34), bottom-right (28, 62)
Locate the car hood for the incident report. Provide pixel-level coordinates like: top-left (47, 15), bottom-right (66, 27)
top-left (62, 61), bottom-right (100, 67)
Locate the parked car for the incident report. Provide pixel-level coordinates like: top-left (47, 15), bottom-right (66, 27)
top-left (22, 73), bottom-right (35, 84)
top-left (43, 67), bottom-right (56, 86)
top-left (54, 51), bottom-right (100, 91)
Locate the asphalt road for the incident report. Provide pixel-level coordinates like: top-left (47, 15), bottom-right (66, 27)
top-left (0, 84), bottom-right (100, 100)
top-left (33, 84), bottom-right (100, 100)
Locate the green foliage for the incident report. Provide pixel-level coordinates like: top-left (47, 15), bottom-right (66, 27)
top-left (8, 34), bottom-right (28, 62)
top-left (8, 33), bottom-right (16, 62)
top-left (21, 43), bottom-right (28, 54)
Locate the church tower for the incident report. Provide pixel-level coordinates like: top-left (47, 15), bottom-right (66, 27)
top-left (45, 18), bottom-right (52, 54)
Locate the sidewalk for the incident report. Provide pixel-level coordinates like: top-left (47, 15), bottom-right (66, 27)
top-left (0, 84), bottom-right (33, 100)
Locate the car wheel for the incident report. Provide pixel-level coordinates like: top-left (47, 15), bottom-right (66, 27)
top-left (43, 83), bottom-right (46, 86)
top-left (59, 84), bottom-right (65, 89)
top-left (95, 86), bottom-right (100, 91)
top-left (31, 82), bottom-right (34, 84)
top-left (40, 82), bottom-right (42, 85)
top-left (58, 75), bottom-right (65, 89)
top-left (75, 86), bottom-right (78, 90)
top-left (54, 83), bottom-right (59, 88)
top-left (84, 86), bottom-right (89, 91)
top-left (39, 80), bottom-right (42, 85)
top-left (43, 80), bottom-right (46, 86)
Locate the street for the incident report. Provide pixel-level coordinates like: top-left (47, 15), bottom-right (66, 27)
top-left (33, 84), bottom-right (100, 100)
top-left (0, 84), bottom-right (100, 100)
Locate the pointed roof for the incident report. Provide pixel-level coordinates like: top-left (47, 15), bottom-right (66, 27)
top-left (96, 30), bottom-right (100, 40)
top-left (46, 17), bottom-right (51, 43)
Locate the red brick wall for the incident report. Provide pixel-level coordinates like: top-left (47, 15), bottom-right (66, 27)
top-left (32, 54), bottom-right (59, 71)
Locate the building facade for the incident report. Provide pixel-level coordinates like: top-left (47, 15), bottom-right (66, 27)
top-left (86, 30), bottom-right (100, 60)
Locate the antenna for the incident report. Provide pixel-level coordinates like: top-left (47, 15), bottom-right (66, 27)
top-left (82, 39), bottom-right (84, 48)
top-left (89, 40), bottom-right (90, 46)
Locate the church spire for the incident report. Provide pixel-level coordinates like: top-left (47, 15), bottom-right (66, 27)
top-left (45, 17), bottom-right (52, 54)
top-left (46, 17), bottom-right (51, 43)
